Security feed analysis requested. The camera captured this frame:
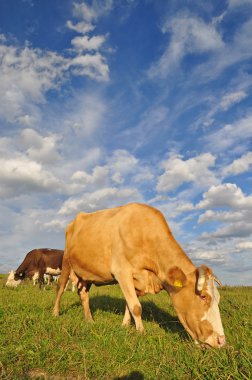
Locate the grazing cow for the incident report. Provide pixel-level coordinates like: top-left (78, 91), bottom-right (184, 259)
top-left (13, 248), bottom-right (64, 288)
top-left (53, 203), bottom-right (225, 348)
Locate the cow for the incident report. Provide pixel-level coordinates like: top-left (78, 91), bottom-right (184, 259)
top-left (11, 248), bottom-right (64, 288)
top-left (53, 203), bottom-right (225, 348)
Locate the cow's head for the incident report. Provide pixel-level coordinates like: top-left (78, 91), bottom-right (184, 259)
top-left (14, 271), bottom-right (25, 281)
top-left (6, 270), bottom-right (21, 287)
top-left (167, 265), bottom-right (225, 348)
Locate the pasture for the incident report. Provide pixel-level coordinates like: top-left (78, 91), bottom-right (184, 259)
top-left (0, 275), bottom-right (251, 380)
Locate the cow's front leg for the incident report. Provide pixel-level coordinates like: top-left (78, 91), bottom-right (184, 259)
top-left (122, 304), bottom-right (131, 327)
top-left (38, 271), bottom-right (45, 289)
top-left (115, 271), bottom-right (144, 332)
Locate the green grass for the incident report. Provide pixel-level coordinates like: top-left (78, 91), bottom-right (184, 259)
top-left (0, 274), bottom-right (251, 380)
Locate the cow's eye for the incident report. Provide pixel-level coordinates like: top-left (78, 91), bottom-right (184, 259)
top-left (200, 294), bottom-right (207, 300)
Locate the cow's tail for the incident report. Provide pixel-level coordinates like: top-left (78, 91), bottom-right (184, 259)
top-left (53, 254), bottom-right (71, 316)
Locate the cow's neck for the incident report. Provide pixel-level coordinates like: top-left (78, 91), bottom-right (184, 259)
top-left (158, 236), bottom-right (196, 281)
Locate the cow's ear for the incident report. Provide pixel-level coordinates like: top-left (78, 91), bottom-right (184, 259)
top-left (167, 266), bottom-right (187, 290)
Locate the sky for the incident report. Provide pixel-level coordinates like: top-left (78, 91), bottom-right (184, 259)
top-left (0, 0), bottom-right (252, 285)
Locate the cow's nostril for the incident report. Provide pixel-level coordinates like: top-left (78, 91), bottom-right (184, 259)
top-left (218, 335), bottom-right (226, 346)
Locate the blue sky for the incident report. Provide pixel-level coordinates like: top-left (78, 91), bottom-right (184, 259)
top-left (0, 0), bottom-right (252, 285)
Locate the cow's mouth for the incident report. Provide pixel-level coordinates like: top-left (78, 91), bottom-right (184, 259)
top-left (194, 335), bottom-right (226, 349)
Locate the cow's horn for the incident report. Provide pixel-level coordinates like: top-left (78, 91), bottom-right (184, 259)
top-left (197, 266), bottom-right (205, 292)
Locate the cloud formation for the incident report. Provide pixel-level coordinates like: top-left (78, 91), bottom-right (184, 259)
top-left (157, 153), bottom-right (217, 193)
top-left (222, 152), bottom-right (252, 176)
top-left (0, 157), bottom-right (61, 198)
top-left (205, 115), bottom-right (252, 152)
top-left (148, 12), bottom-right (224, 78)
top-left (197, 183), bottom-right (252, 210)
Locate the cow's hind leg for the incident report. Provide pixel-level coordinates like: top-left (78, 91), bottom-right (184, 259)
top-left (53, 257), bottom-right (71, 317)
top-left (78, 282), bottom-right (93, 322)
top-left (115, 272), bottom-right (144, 332)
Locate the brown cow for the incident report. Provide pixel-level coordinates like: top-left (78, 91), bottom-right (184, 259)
top-left (13, 248), bottom-right (64, 288)
top-left (53, 203), bottom-right (225, 348)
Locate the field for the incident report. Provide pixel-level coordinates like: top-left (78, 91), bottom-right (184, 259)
top-left (0, 275), bottom-right (251, 380)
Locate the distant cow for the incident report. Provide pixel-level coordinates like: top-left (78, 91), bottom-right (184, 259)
top-left (11, 248), bottom-right (64, 288)
top-left (53, 203), bottom-right (225, 348)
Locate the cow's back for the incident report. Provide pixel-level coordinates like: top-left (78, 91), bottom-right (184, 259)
top-left (40, 249), bottom-right (64, 271)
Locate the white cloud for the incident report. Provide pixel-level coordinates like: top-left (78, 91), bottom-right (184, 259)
top-left (205, 115), bottom-right (252, 152)
top-left (65, 93), bottom-right (107, 136)
top-left (0, 0), bottom-right (113, 127)
top-left (71, 35), bottom-right (106, 52)
top-left (0, 157), bottom-right (61, 198)
top-left (0, 128), bottom-right (64, 198)
top-left (73, 2), bottom-right (99, 22)
top-left (0, 137), bottom-right (15, 158)
top-left (235, 241), bottom-right (252, 250)
top-left (196, 90), bottom-right (248, 129)
top-left (70, 149), bottom-right (146, 189)
top-left (201, 221), bottom-right (252, 239)
top-left (65, 1), bottom-right (110, 82)
top-left (228, 0), bottom-right (252, 8)
top-left (189, 248), bottom-right (226, 263)
top-left (72, 1), bottom-right (114, 22)
top-left (197, 183), bottom-right (252, 210)
top-left (148, 13), bottom-right (224, 78)
top-left (222, 152), bottom-right (252, 176)
top-left (69, 53), bottom-right (109, 81)
top-left (107, 149), bottom-right (138, 175)
top-left (193, 17), bottom-right (252, 83)
top-left (133, 167), bottom-right (154, 184)
top-left (157, 153), bottom-right (217, 192)
top-left (198, 209), bottom-right (246, 224)
top-left (42, 219), bottom-right (67, 232)
top-left (18, 128), bottom-right (61, 164)
top-left (0, 43), bottom-right (65, 124)
top-left (17, 114), bottom-right (37, 127)
top-left (220, 90), bottom-right (247, 110)
top-left (0, 21), bottom-right (110, 126)
top-left (174, 201), bottom-right (194, 213)
top-left (196, 183), bottom-right (252, 247)
top-left (58, 187), bottom-right (142, 216)
top-left (71, 166), bottom-right (109, 187)
top-left (66, 20), bottom-right (95, 34)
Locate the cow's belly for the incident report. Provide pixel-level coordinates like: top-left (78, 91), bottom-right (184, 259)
top-left (46, 267), bottom-right (61, 276)
top-left (72, 263), bottom-right (114, 283)
top-left (70, 246), bottom-right (114, 284)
